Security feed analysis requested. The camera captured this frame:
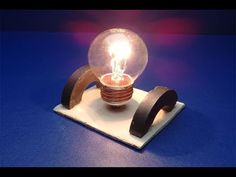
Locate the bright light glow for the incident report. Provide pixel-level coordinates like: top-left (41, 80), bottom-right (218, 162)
top-left (108, 40), bottom-right (132, 81)
top-left (108, 40), bottom-right (132, 60)
top-left (88, 28), bottom-right (148, 87)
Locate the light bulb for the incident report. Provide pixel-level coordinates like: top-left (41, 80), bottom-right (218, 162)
top-left (88, 28), bottom-right (148, 106)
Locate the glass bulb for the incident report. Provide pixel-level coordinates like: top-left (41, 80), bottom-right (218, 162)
top-left (88, 28), bottom-right (148, 106)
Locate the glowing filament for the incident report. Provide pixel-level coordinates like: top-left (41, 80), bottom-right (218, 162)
top-left (108, 40), bottom-right (131, 81)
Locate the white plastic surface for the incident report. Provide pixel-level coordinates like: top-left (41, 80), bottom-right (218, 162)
top-left (53, 87), bottom-right (185, 149)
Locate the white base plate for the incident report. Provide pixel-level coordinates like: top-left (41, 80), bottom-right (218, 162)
top-left (53, 86), bottom-right (185, 149)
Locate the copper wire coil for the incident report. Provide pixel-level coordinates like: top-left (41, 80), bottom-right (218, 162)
top-left (101, 95), bottom-right (133, 104)
top-left (101, 91), bottom-right (133, 101)
top-left (101, 86), bottom-right (133, 91)
top-left (101, 93), bottom-right (133, 100)
top-left (100, 84), bottom-right (133, 105)
top-left (102, 94), bottom-right (133, 102)
top-left (101, 87), bottom-right (133, 97)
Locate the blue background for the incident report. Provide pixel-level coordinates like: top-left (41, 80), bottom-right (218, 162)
top-left (0, 10), bottom-right (235, 167)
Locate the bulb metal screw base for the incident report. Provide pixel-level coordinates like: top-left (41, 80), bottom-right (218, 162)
top-left (101, 84), bottom-right (133, 106)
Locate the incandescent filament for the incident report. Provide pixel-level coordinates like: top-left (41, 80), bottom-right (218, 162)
top-left (108, 40), bottom-right (132, 82)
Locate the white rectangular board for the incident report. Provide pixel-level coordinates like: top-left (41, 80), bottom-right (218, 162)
top-left (53, 87), bottom-right (185, 149)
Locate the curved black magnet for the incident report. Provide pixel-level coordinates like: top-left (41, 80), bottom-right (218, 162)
top-left (129, 86), bottom-right (178, 138)
top-left (61, 65), bottom-right (100, 109)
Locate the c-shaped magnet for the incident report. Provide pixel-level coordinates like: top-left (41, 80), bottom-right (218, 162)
top-left (61, 65), bottom-right (100, 109)
top-left (129, 86), bottom-right (178, 138)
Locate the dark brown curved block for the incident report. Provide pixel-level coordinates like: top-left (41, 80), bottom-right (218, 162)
top-left (129, 86), bottom-right (178, 138)
top-left (61, 65), bottom-right (99, 109)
